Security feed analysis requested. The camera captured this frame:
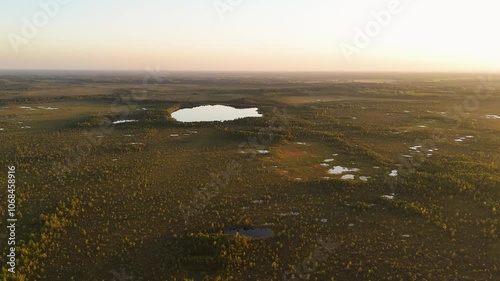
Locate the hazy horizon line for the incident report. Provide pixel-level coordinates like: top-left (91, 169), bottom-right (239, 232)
top-left (1, 69), bottom-right (499, 75)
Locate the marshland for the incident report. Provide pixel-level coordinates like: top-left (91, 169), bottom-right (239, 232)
top-left (0, 71), bottom-right (499, 280)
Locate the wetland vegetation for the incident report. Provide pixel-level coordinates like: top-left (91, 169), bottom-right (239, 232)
top-left (0, 71), bottom-right (499, 280)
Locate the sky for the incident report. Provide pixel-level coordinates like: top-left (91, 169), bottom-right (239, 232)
top-left (1, 0), bottom-right (499, 72)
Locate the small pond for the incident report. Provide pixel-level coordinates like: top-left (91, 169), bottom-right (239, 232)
top-left (328, 166), bottom-right (360, 175)
top-left (224, 227), bottom-right (273, 238)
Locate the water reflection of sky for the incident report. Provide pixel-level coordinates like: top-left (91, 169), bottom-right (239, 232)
top-left (224, 227), bottom-right (273, 238)
top-left (171, 105), bottom-right (262, 122)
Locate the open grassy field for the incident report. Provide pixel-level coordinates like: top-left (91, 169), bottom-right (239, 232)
top-left (1, 72), bottom-right (500, 280)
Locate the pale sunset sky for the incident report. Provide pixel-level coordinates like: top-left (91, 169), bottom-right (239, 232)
top-left (1, 0), bottom-right (499, 72)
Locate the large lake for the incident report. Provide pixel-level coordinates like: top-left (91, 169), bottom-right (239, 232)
top-left (171, 105), bottom-right (262, 122)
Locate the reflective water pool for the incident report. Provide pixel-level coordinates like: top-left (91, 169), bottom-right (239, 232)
top-left (224, 227), bottom-right (273, 238)
top-left (172, 105), bottom-right (262, 122)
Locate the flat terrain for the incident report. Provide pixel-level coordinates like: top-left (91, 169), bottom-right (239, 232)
top-left (1, 72), bottom-right (500, 280)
